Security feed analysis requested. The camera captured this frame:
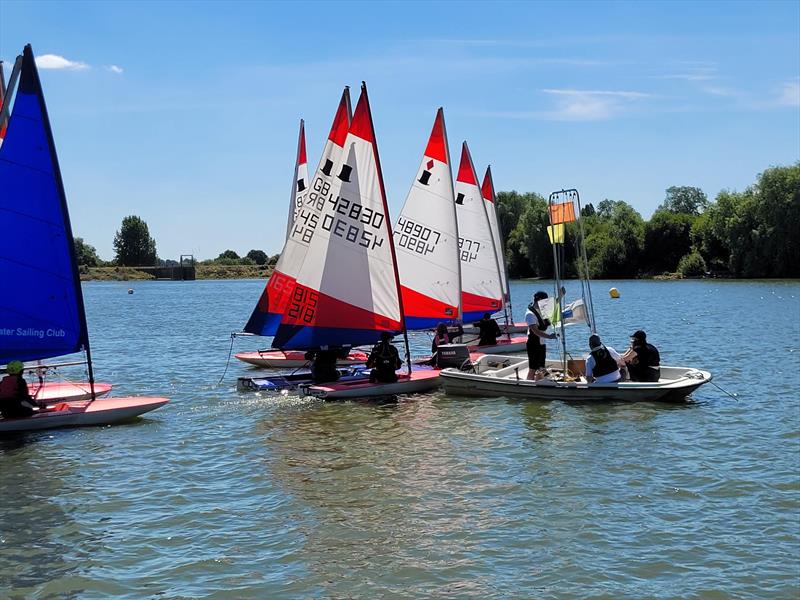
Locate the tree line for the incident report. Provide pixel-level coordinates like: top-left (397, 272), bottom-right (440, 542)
top-left (74, 215), bottom-right (277, 268)
top-left (75, 162), bottom-right (798, 278)
top-left (496, 162), bottom-right (799, 279)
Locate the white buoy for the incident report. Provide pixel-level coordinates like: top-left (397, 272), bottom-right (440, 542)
top-left (609, 287), bottom-right (620, 298)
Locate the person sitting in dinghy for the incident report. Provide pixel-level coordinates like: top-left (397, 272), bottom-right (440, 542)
top-left (0, 361), bottom-right (44, 419)
top-left (473, 313), bottom-right (502, 347)
top-left (621, 330), bottom-right (661, 382)
top-left (304, 347), bottom-right (347, 384)
top-left (585, 335), bottom-right (624, 384)
top-left (367, 332), bottom-right (402, 383)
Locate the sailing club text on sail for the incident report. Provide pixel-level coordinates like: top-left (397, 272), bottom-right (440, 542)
top-left (0, 328), bottom-right (67, 339)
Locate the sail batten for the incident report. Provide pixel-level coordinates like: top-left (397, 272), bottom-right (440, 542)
top-left (0, 46), bottom-right (90, 364)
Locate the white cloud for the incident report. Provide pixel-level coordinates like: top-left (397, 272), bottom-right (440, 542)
top-left (107, 65), bottom-right (124, 74)
top-left (36, 54), bottom-right (89, 70)
top-left (776, 80), bottom-right (800, 107)
top-left (539, 89), bottom-right (652, 121)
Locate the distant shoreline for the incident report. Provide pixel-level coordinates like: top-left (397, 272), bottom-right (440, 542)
top-left (80, 265), bottom-right (275, 281)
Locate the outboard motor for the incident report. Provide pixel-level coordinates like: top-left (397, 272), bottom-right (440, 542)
top-left (435, 344), bottom-right (472, 370)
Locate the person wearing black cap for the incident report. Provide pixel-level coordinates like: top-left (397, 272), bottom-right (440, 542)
top-left (524, 291), bottom-right (556, 378)
top-left (621, 330), bottom-right (661, 382)
top-left (585, 334), bottom-right (623, 383)
top-left (367, 331), bottom-right (402, 383)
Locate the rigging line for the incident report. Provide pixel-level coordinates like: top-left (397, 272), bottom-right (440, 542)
top-left (709, 380), bottom-right (739, 401)
top-left (217, 333), bottom-right (236, 386)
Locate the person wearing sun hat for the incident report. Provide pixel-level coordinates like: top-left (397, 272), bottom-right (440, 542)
top-left (621, 330), bottom-right (661, 382)
top-left (0, 361), bottom-right (42, 419)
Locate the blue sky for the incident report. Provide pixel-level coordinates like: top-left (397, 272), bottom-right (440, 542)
top-left (1, 0), bottom-right (798, 261)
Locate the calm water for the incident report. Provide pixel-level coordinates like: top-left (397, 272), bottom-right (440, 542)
top-left (1, 279), bottom-right (798, 599)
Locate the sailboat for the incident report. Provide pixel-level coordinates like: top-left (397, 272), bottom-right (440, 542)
top-left (462, 166), bottom-right (527, 335)
top-left (453, 143), bottom-right (527, 353)
top-left (440, 188), bottom-right (713, 402)
top-left (292, 83), bottom-right (440, 400)
top-left (0, 45), bottom-right (168, 432)
top-left (235, 88), bottom-right (369, 370)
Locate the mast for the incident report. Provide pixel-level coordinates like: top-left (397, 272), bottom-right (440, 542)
top-left (24, 45), bottom-right (96, 400)
top-left (440, 109), bottom-right (462, 322)
top-left (360, 82), bottom-right (412, 374)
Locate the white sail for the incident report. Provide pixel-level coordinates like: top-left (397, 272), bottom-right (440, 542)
top-left (244, 88), bottom-right (352, 336)
top-left (481, 165), bottom-right (512, 318)
top-left (285, 119), bottom-right (309, 240)
top-left (454, 142), bottom-right (504, 322)
top-left (271, 83), bottom-right (403, 349)
top-left (394, 108), bottom-right (460, 330)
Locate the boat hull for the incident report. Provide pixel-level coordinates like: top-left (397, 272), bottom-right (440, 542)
top-left (0, 397), bottom-right (169, 433)
top-left (440, 359), bottom-right (712, 403)
top-left (462, 321), bottom-right (527, 335)
top-left (29, 382), bottom-right (113, 402)
top-left (466, 335), bottom-right (527, 354)
top-left (235, 350), bottom-right (368, 369)
top-left (302, 369), bottom-right (441, 400)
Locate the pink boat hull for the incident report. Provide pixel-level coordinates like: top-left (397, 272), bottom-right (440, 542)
top-left (303, 369), bottom-right (441, 400)
top-left (0, 397), bottom-right (169, 433)
top-left (235, 350), bottom-right (369, 369)
top-left (29, 382), bottom-right (113, 402)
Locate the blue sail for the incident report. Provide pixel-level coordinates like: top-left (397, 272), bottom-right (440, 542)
top-left (0, 46), bottom-right (90, 363)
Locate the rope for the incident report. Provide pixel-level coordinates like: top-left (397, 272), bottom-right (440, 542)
top-left (217, 333), bottom-right (236, 386)
top-left (709, 380), bottom-right (739, 401)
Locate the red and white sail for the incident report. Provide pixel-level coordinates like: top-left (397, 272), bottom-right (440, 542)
top-left (244, 88), bottom-right (352, 336)
top-left (481, 165), bottom-right (512, 314)
top-left (454, 142), bottom-right (504, 321)
top-left (285, 118), bottom-right (309, 240)
top-left (0, 61), bottom-right (8, 146)
top-left (394, 108), bottom-right (460, 330)
top-left (271, 83), bottom-right (404, 349)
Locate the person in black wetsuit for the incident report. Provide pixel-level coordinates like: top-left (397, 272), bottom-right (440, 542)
top-left (621, 330), bottom-right (661, 382)
top-left (473, 312), bottom-right (502, 347)
top-left (0, 361), bottom-right (42, 419)
top-left (304, 347), bottom-right (347, 383)
top-left (367, 332), bottom-right (402, 383)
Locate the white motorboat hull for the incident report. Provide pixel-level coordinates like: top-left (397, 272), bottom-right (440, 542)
top-left (0, 397), bottom-right (169, 433)
top-left (440, 356), bottom-right (712, 402)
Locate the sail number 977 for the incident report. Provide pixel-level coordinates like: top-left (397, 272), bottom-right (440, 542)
top-left (459, 237), bottom-right (481, 263)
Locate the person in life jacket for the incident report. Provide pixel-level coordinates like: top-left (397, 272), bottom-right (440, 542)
top-left (430, 323), bottom-right (450, 355)
top-left (304, 347), bottom-right (348, 383)
top-left (473, 312), bottom-right (502, 347)
top-left (367, 331), bottom-right (402, 383)
top-left (585, 334), bottom-right (624, 384)
top-left (621, 330), bottom-right (661, 382)
top-left (525, 291), bottom-right (556, 379)
top-left (0, 361), bottom-right (42, 419)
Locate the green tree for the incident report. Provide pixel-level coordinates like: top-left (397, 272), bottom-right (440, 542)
top-left (582, 200), bottom-right (644, 277)
top-left (246, 249), bottom-right (268, 265)
top-left (643, 211), bottom-right (696, 273)
top-left (659, 186), bottom-right (708, 215)
top-left (677, 250), bottom-right (707, 277)
top-left (113, 216), bottom-right (157, 266)
top-left (74, 237), bottom-right (101, 267)
top-left (217, 250), bottom-right (240, 261)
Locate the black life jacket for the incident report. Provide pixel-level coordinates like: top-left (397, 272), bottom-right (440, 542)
top-left (371, 342), bottom-right (399, 371)
top-left (590, 346), bottom-right (618, 378)
top-left (527, 304), bottom-right (550, 346)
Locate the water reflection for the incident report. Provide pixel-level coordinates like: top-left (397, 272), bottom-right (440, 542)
top-left (0, 440), bottom-right (84, 598)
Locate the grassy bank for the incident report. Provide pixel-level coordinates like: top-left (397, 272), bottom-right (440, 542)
top-left (80, 265), bottom-right (274, 281)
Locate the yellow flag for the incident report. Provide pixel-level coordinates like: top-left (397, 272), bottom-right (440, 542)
top-left (547, 223), bottom-right (565, 244)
